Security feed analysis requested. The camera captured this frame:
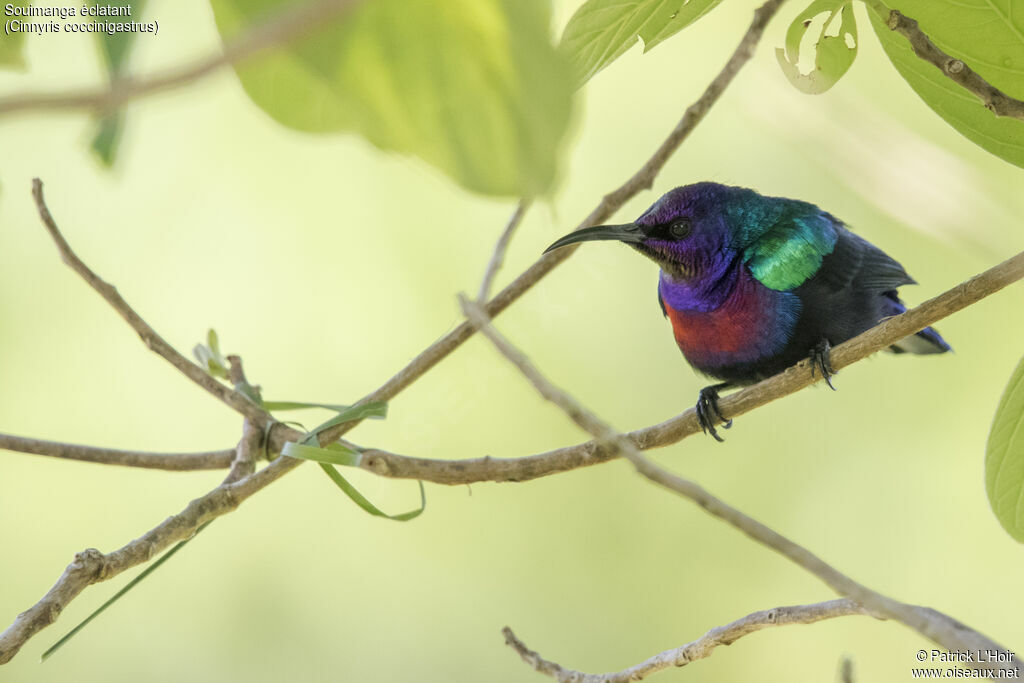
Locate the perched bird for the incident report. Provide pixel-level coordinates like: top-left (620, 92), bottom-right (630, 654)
top-left (545, 182), bottom-right (950, 441)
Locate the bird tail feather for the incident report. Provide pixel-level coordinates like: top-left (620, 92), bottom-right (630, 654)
top-left (889, 326), bottom-right (951, 355)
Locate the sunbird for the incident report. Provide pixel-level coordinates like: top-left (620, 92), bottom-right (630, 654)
top-left (545, 182), bottom-right (950, 441)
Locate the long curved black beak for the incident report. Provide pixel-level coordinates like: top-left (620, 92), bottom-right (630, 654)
top-left (543, 223), bottom-right (644, 254)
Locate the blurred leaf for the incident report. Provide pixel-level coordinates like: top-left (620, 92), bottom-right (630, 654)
top-left (319, 463), bottom-right (426, 521)
top-left (0, 0), bottom-right (29, 70)
top-left (560, 0), bottom-right (723, 87)
top-left (90, 112), bottom-right (125, 166)
top-left (90, 0), bottom-right (146, 166)
top-left (986, 354), bottom-right (1024, 542)
top-left (210, 0), bottom-right (573, 197)
top-left (868, 1), bottom-right (1024, 169)
top-left (776, 0), bottom-right (857, 95)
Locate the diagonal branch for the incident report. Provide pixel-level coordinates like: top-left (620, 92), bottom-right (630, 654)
top-left (32, 179), bottom-right (268, 424)
top-left (359, 249), bottom-right (1024, 484)
top-left (0, 0), bottom-right (363, 116)
top-left (459, 297), bottom-right (1019, 678)
top-left (0, 433), bottom-right (235, 471)
top-left (503, 599), bottom-right (874, 682)
top-left (478, 200), bottom-right (531, 303)
top-left (864, 0), bottom-right (1024, 121)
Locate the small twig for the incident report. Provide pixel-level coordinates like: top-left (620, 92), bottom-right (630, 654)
top-left (0, 433), bottom-right (235, 471)
top-left (0, 0), bottom-right (363, 116)
top-left (223, 357), bottom-right (262, 485)
top-left (864, 0), bottom-right (1024, 122)
top-left (459, 297), bottom-right (1019, 678)
top-left (503, 599), bottom-right (872, 682)
top-left (478, 201), bottom-right (531, 302)
top-left (32, 179), bottom-right (267, 424)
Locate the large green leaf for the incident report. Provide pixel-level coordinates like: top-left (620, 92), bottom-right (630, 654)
top-left (559, 0), bottom-right (723, 87)
top-left (210, 0), bottom-right (573, 197)
top-left (776, 0), bottom-right (858, 94)
top-left (987, 354), bottom-right (1024, 542)
top-left (0, 0), bottom-right (30, 70)
top-left (868, 1), bottom-right (1024, 169)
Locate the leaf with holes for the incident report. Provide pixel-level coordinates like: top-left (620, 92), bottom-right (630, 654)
top-left (776, 0), bottom-right (858, 94)
top-left (560, 0), bottom-right (724, 87)
top-left (868, 0), bottom-right (1024, 169)
top-left (987, 354), bottom-right (1024, 542)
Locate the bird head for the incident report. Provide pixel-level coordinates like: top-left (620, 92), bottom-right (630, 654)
top-left (545, 183), bottom-right (741, 281)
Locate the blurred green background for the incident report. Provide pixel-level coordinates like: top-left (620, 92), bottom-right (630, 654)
top-left (2, 1), bottom-right (1023, 681)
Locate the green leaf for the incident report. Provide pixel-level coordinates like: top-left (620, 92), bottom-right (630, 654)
top-left (281, 441), bottom-right (360, 466)
top-left (560, 0), bottom-right (724, 87)
top-left (987, 354), bottom-right (1024, 542)
top-left (90, 0), bottom-right (146, 166)
top-left (283, 400), bottom-right (425, 521)
top-left (775, 0), bottom-right (857, 94)
top-left (90, 113), bottom-right (125, 166)
top-left (318, 463), bottom-right (426, 521)
top-left (297, 402), bottom-right (389, 444)
top-left (868, 1), bottom-right (1024, 169)
top-left (0, 0), bottom-right (29, 70)
top-left (193, 328), bottom-right (229, 379)
top-left (209, 0), bottom-right (573, 197)
top-left (262, 400), bottom-right (356, 412)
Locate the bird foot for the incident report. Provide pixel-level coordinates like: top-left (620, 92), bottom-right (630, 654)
top-left (810, 340), bottom-right (836, 391)
top-left (696, 384), bottom-right (733, 443)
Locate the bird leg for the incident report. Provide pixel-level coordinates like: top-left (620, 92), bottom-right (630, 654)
top-left (696, 382), bottom-right (733, 443)
top-left (809, 339), bottom-right (836, 391)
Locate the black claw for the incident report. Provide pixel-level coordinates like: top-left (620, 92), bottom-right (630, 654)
top-left (696, 384), bottom-right (732, 443)
top-left (810, 340), bottom-right (837, 391)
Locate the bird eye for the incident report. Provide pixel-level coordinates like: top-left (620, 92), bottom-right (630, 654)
top-left (669, 218), bottom-right (692, 239)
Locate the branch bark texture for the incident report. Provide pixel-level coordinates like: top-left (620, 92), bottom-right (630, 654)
top-left (876, 5), bottom-right (1024, 121)
top-left (504, 599), bottom-right (873, 682)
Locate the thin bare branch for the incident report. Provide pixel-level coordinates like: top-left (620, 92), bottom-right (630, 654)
top-left (32, 179), bottom-right (267, 424)
top-left (864, 0), bottom-right (1024, 121)
top-left (361, 249), bottom-right (1024, 483)
top-left (459, 297), bottom-right (1019, 678)
top-left (0, 0), bottom-right (363, 116)
top-left (0, 433), bottom-right (235, 471)
top-left (223, 357), bottom-right (262, 485)
top-left (503, 599), bottom-right (873, 683)
top-left (478, 200), bottom-right (531, 302)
